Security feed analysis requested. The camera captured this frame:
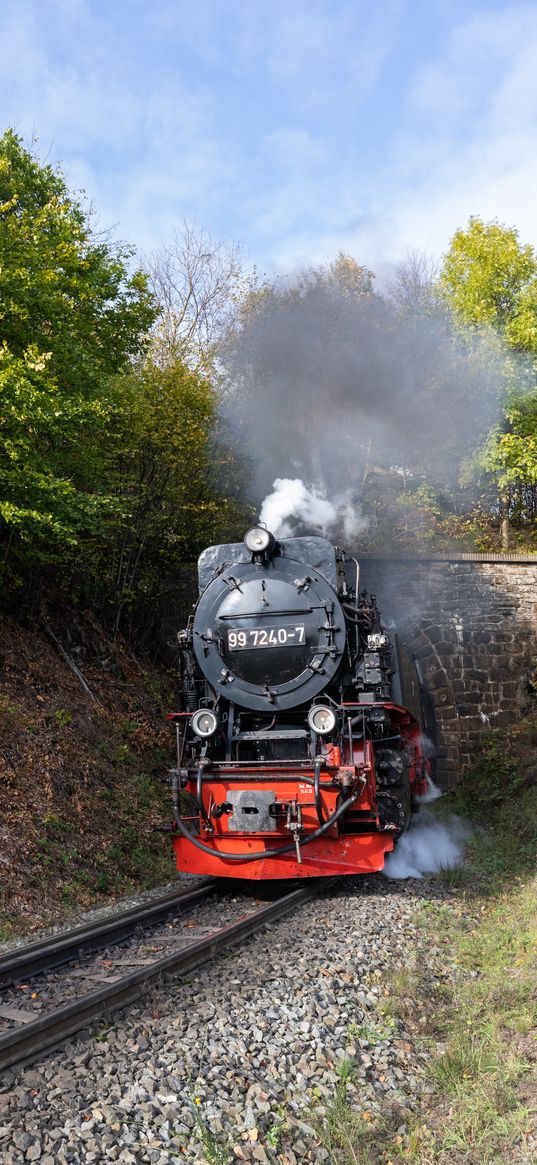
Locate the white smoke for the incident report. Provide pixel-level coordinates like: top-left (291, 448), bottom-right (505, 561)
top-left (414, 773), bottom-right (443, 803)
top-left (259, 477), bottom-right (367, 541)
top-left (383, 807), bottom-right (472, 880)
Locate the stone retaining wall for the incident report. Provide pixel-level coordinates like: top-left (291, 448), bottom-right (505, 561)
top-left (360, 558), bottom-right (537, 787)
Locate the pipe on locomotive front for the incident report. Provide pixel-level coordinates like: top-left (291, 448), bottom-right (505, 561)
top-left (313, 756), bottom-right (326, 825)
top-left (171, 768), bottom-right (358, 863)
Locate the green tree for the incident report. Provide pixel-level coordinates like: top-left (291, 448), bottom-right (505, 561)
top-left (96, 358), bottom-right (246, 642)
top-left (0, 129), bottom-right (155, 562)
top-left (440, 217), bottom-right (537, 336)
top-left (440, 217), bottom-right (537, 549)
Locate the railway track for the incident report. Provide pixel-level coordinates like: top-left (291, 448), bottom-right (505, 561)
top-left (0, 877), bottom-right (332, 1073)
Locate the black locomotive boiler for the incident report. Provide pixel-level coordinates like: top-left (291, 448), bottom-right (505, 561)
top-left (169, 526), bottom-right (433, 879)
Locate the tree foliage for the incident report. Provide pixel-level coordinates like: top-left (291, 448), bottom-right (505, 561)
top-left (94, 359), bottom-right (246, 640)
top-left (0, 132), bottom-right (247, 641)
top-left (0, 129), bottom-right (155, 556)
top-left (440, 217), bottom-right (537, 339)
top-left (440, 216), bottom-right (537, 544)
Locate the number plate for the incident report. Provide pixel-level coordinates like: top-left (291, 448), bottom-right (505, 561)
top-left (227, 625), bottom-right (305, 650)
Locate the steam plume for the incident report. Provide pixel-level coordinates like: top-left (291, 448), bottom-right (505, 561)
top-left (383, 806), bottom-right (472, 879)
top-left (415, 775), bottom-right (443, 804)
top-left (259, 477), bottom-right (367, 539)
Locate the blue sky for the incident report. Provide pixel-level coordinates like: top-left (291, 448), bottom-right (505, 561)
top-left (1, 0), bottom-right (536, 277)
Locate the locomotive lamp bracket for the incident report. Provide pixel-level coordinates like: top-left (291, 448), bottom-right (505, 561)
top-left (225, 575), bottom-right (243, 592)
top-left (294, 576), bottom-right (312, 593)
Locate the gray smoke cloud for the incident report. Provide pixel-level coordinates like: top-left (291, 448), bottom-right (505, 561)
top-left (221, 265), bottom-right (507, 545)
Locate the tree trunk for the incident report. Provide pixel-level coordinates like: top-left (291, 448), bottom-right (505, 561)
top-left (499, 489), bottom-right (511, 552)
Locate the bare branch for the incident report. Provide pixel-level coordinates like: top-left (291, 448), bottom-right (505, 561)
top-left (386, 248), bottom-right (440, 314)
top-left (145, 220), bottom-right (254, 370)
top-left (41, 619), bottom-right (100, 705)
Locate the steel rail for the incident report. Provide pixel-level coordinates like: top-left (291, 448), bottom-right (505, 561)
top-left (0, 880), bottom-right (217, 988)
top-left (0, 879), bottom-right (335, 1073)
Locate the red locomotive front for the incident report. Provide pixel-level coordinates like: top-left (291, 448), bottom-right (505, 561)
top-left (169, 527), bottom-right (433, 879)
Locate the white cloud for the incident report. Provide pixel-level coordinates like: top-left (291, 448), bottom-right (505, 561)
top-left (363, 2), bottom-right (537, 262)
top-left (267, 1), bottom-right (399, 106)
top-left (1, 1), bottom-right (536, 275)
top-left (0, 0), bottom-right (240, 255)
top-left (250, 2), bottom-right (537, 270)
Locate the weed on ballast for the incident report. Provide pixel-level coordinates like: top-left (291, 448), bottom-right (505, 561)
top-left (319, 1094), bottom-right (405, 1165)
top-left (310, 1054), bottom-right (407, 1165)
top-left (183, 1043), bottom-right (234, 1165)
top-left (265, 1104), bottom-right (290, 1152)
top-left (190, 1103), bottom-right (232, 1165)
top-left (348, 1015), bottom-right (397, 1045)
top-left (334, 1056), bottom-right (356, 1100)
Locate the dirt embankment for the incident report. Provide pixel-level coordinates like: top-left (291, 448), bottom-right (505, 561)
top-left (0, 610), bottom-right (178, 937)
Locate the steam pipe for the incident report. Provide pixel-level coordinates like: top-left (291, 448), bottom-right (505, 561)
top-left (342, 604), bottom-right (362, 625)
top-left (196, 760), bottom-right (213, 830)
top-left (350, 556), bottom-right (360, 657)
top-left (313, 756), bottom-right (326, 825)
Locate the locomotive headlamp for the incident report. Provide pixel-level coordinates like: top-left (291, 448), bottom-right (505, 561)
top-left (244, 526), bottom-right (275, 556)
top-left (308, 705), bottom-right (336, 735)
top-left (191, 708), bottom-right (218, 738)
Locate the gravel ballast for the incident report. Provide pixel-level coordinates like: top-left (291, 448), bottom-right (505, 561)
top-left (0, 876), bottom-right (447, 1163)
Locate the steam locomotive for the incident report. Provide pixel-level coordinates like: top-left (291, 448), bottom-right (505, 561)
top-left (170, 527), bottom-right (434, 879)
